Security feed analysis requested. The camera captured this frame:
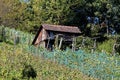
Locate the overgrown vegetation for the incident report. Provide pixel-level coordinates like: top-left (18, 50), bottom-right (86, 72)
top-left (76, 35), bottom-right (120, 55)
top-left (0, 27), bottom-right (120, 80)
top-left (0, 42), bottom-right (95, 80)
top-left (1, 0), bottom-right (120, 34)
top-left (1, 0), bottom-right (120, 78)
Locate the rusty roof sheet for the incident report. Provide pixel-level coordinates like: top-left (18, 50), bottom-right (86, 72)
top-left (42, 24), bottom-right (81, 34)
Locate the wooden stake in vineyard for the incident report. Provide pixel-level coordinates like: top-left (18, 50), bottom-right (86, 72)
top-left (14, 32), bottom-right (20, 45)
top-left (81, 37), bottom-right (85, 48)
top-left (72, 36), bottom-right (76, 52)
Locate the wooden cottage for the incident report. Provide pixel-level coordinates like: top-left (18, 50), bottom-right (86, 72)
top-left (32, 24), bottom-right (81, 50)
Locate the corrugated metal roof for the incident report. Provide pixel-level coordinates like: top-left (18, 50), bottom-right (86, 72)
top-left (42, 24), bottom-right (81, 34)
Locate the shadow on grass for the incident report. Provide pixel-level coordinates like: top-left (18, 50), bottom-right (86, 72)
top-left (0, 40), bottom-right (14, 45)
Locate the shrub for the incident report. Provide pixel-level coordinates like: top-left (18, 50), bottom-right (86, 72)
top-left (22, 64), bottom-right (37, 80)
top-left (76, 36), bottom-right (94, 52)
top-left (98, 38), bottom-right (115, 54)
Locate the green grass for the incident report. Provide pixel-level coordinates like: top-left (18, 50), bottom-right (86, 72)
top-left (0, 42), bottom-right (96, 80)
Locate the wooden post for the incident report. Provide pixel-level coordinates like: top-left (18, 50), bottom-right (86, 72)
top-left (81, 37), bottom-right (85, 48)
top-left (59, 37), bottom-right (63, 49)
top-left (93, 39), bottom-right (96, 49)
top-left (55, 35), bottom-right (59, 49)
top-left (72, 37), bottom-right (74, 51)
top-left (113, 43), bottom-right (115, 55)
top-left (91, 38), bottom-right (97, 53)
top-left (47, 38), bottom-right (50, 49)
top-left (74, 37), bottom-right (76, 50)
top-left (72, 36), bottom-right (76, 51)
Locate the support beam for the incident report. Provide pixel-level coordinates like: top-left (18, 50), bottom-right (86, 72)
top-left (55, 35), bottom-right (59, 49)
top-left (59, 37), bottom-right (63, 49)
top-left (47, 38), bottom-right (50, 49)
top-left (93, 39), bottom-right (96, 49)
top-left (72, 36), bottom-right (76, 51)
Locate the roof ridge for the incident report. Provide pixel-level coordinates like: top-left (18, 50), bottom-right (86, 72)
top-left (43, 24), bottom-right (77, 28)
top-left (42, 24), bottom-right (81, 34)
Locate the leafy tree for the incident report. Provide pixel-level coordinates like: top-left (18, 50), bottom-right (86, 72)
top-left (0, 0), bottom-right (27, 28)
top-left (1, 0), bottom-right (120, 34)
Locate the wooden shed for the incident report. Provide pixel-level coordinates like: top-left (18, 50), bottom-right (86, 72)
top-left (32, 24), bottom-right (81, 50)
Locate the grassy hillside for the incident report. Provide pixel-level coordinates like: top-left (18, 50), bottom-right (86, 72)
top-left (0, 42), bottom-right (95, 80)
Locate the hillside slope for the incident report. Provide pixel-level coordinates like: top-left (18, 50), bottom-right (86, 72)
top-left (0, 42), bottom-right (95, 80)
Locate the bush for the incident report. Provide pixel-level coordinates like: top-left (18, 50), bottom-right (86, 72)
top-left (76, 36), bottom-right (94, 52)
top-left (98, 38), bottom-right (115, 54)
top-left (22, 64), bottom-right (37, 80)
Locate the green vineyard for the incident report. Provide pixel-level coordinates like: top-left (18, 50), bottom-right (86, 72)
top-left (0, 26), bottom-right (120, 80)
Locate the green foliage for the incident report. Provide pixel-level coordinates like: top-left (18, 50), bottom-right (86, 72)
top-left (0, 26), bottom-right (120, 80)
top-left (77, 36), bottom-right (94, 46)
top-left (0, 42), bottom-right (94, 80)
top-left (1, 0), bottom-right (120, 35)
top-left (30, 48), bottom-right (120, 80)
top-left (1, 41), bottom-right (120, 80)
top-left (0, 0), bottom-right (26, 27)
top-left (0, 0), bottom-right (76, 33)
top-left (98, 38), bottom-right (115, 54)
top-left (84, 24), bottom-right (101, 37)
top-left (91, 25), bottom-right (101, 37)
top-left (76, 36), bottom-right (95, 53)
